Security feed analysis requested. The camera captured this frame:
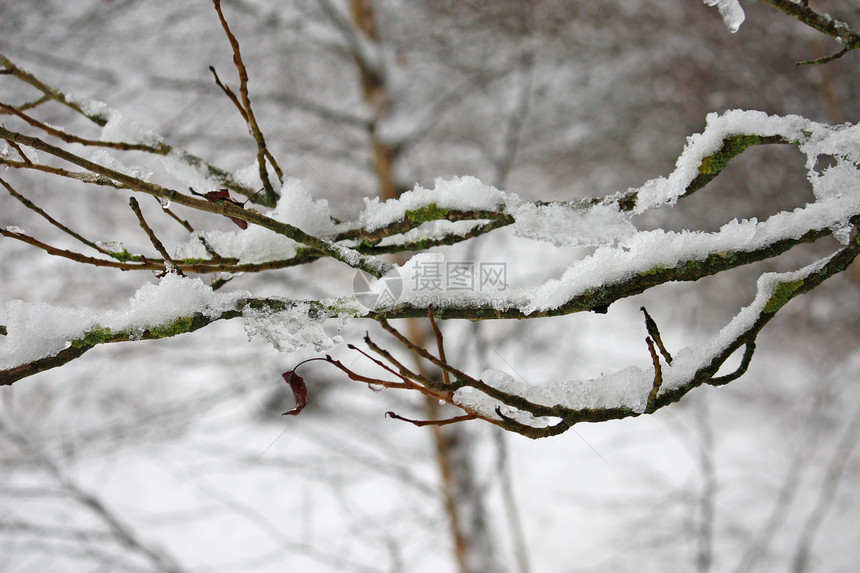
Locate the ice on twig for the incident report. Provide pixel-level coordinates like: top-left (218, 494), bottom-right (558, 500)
top-left (67, 96), bottom-right (112, 124)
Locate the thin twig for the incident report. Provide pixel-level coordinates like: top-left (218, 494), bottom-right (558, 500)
top-left (0, 53), bottom-right (266, 204)
top-left (376, 317), bottom-right (478, 387)
top-left (211, 0), bottom-right (283, 203)
top-left (1, 176), bottom-right (111, 255)
top-left (709, 341), bottom-right (756, 386)
top-left (385, 411), bottom-right (477, 427)
top-left (0, 157), bottom-right (128, 188)
top-left (797, 46), bottom-right (850, 66)
top-left (758, 0), bottom-right (860, 64)
top-left (362, 332), bottom-right (442, 391)
top-left (645, 337), bottom-right (663, 413)
top-left (0, 227), bottom-right (150, 271)
top-left (7, 140), bottom-right (32, 165)
top-left (0, 227), bottom-right (329, 274)
top-left (157, 198), bottom-right (195, 233)
top-left (1, 126), bottom-right (393, 277)
top-left (324, 353), bottom-right (412, 390)
top-left (0, 101), bottom-right (164, 152)
top-left (208, 66), bottom-right (248, 122)
top-left (427, 306), bottom-right (451, 385)
top-left (128, 197), bottom-right (185, 276)
top-left (641, 306), bottom-right (673, 364)
top-left (346, 343), bottom-right (409, 382)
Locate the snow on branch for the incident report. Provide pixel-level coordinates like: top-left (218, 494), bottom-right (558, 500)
top-left (2, 2), bottom-right (860, 436)
top-left (2, 109), bottom-right (859, 418)
top-left (211, 0), bottom-right (284, 204)
top-left (704, 0), bottom-right (745, 33)
top-left (711, 0), bottom-right (860, 65)
top-left (276, 238), bottom-right (859, 439)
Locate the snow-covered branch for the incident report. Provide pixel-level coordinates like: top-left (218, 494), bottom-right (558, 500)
top-left (2, 2), bottom-right (859, 438)
top-left (758, 0), bottom-right (860, 64)
top-left (273, 231), bottom-right (858, 439)
top-left (704, 1), bottom-right (860, 64)
top-left (3, 101), bottom-right (860, 413)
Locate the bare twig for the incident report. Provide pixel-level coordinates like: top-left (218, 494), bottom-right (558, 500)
top-left (377, 317), bottom-right (477, 388)
top-left (327, 349), bottom-right (413, 390)
top-left (211, 0), bottom-right (283, 204)
top-left (1, 176), bottom-right (111, 255)
top-left (362, 332), bottom-right (446, 393)
top-left (0, 101), bottom-right (165, 153)
top-left (1, 227), bottom-right (149, 270)
top-left (0, 53), bottom-right (266, 204)
top-left (797, 46), bottom-right (850, 66)
top-left (757, 0), bottom-right (860, 64)
top-left (385, 411), bottom-right (477, 427)
top-left (641, 306), bottom-right (673, 364)
top-left (345, 343), bottom-right (410, 382)
top-left (158, 199), bottom-right (196, 233)
top-left (128, 197), bottom-right (185, 276)
top-left (0, 157), bottom-right (128, 188)
top-left (0, 126), bottom-right (393, 277)
top-left (427, 306), bottom-right (451, 386)
top-left (645, 337), bottom-right (664, 414)
top-left (709, 341), bottom-right (756, 387)
top-left (208, 65), bottom-right (248, 122)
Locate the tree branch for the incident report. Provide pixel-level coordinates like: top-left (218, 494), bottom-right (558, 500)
top-left (0, 126), bottom-right (392, 278)
top-left (211, 0), bottom-right (283, 203)
top-left (758, 0), bottom-right (860, 64)
top-left (0, 53), bottom-right (268, 204)
top-left (128, 197), bottom-right (184, 275)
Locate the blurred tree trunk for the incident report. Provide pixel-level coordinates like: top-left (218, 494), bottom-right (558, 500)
top-left (346, 2), bottom-right (499, 570)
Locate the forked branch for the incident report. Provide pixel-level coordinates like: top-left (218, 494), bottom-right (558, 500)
top-left (272, 229), bottom-right (860, 438)
top-left (211, 0), bottom-right (283, 204)
top-left (758, 0), bottom-right (860, 64)
top-left (1, 1), bottom-right (859, 440)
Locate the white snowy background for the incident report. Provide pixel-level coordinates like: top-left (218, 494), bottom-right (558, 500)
top-left (2, 1), bottom-right (860, 571)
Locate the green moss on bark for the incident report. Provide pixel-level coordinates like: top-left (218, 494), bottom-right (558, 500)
top-left (699, 135), bottom-right (763, 175)
top-left (763, 279), bottom-right (804, 313)
top-left (405, 204), bottom-right (449, 223)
